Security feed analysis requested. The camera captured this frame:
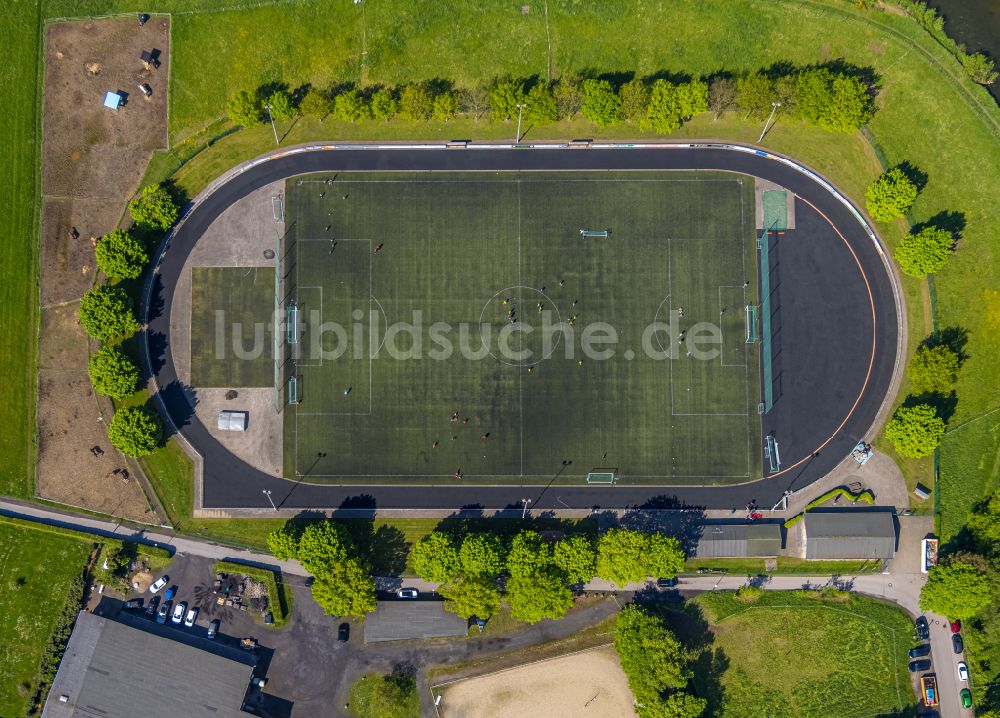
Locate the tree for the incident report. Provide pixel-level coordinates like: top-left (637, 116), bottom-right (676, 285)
top-left (107, 405), bottom-right (162, 457)
top-left (885, 403), bottom-right (946, 458)
top-left (596, 529), bottom-right (685, 587)
top-left (894, 226), bottom-right (955, 277)
top-left (87, 345), bottom-right (141, 399)
top-left (266, 522), bottom-right (302, 561)
top-left (458, 533), bottom-right (506, 577)
top-left (553, 75), bottom-right (583, 119)
top-left (439, 576), bottom-right (502, 619)
top-left (334, 88), bottom-right (368, 123)
top-left (823, 73), bottom-right (876, 131)
top-left (399, 83), bottom-right (432, 121)
top-left (552, 534), bottom-right (596, 584)
top-left (618, 79), bottom-right (649, 122)
top-left (708, 76), bottom-right (736, 119)
top-left (299, 88), bottom-right (333, 119)
top-left (919, 562), bottom-right (992, 619)
top-left (227, 89), bottom-right (262, 127)
top-left (489, 78), bottom-right (525, 121)
top-left (369, 88), bottom-right (398, 121)
top-left (506, 566), bottom-right (574, 623)
top-left (265, 89), bottom-right (296, 121)
top-left (411, 531), bottom-right (460, 583)
top-left (297, 521), bottom-right (354, 575)
top-left (865, 167), bottom-right (919, 223)
top-left (310, 558), bottom-right (377, 617)
top-left (737, 72), bottom-right (776, 119)
top-left (129, 184), bottom-right (179, 231)
top-left (581, 78), bottom-right (621, 127)
top-left (459, 86), bottom-right (490, 121)
top-left (78, 285), bottom-right (139, 341)
top-left (907, 344), bottom-right (960, 394)
top-left (794, 68), bottom-right (834, 127)
top-left (967, 489), bottom-right (1000, 549)
top-left (962, 52), bottom-right (999, 85)
top-left (95, 229), bottom-right (148, 280)
top-left (432, 90), bottom-right (460, 122)
top-left (643, 79), bottom-right (708, 134)
top-left (524, 82), bottom-right (557, 125)
top-left (506, 530), bottom-right (550, 578)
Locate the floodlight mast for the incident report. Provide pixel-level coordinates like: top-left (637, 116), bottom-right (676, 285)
top-left (265, 104), bottom-right (280, 146)
top-left (758, 101), bottom-right (781, 143)
top-left (262, 489), bottom-right (277, 511)
top-left (515, 103), bottom-right (526, 143)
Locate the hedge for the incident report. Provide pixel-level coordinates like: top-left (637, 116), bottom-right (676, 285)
top-left (783, 487), bottom-right (876, 528)
top-left (214, 561), bottom-right (292, 627)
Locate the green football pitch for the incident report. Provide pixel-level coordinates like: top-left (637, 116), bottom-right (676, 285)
top-left (209, 170), bottom-right (761, 485)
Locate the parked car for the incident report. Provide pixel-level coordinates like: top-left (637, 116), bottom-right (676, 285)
top-left (207, 619), bottom-right (220, 640)
top-left (171, 602), bottom-right (186, 624)
top-left (950, 619), bottom-right (962, 634)
top-left (657, 577), bottom-right (678, 588)
top-left (184, 607), bottom-right (198, 628)
top-left (165, 586), bottom-right (177, 601)
top-left (123, 598), bottom-right (143, 610)
top-left (915, 616), bottom-right (930, 640)
top-left (146, 595), bottom-right (160, 616)
top-left (908, 644), bottom-right (932, 658)
top-left (908, 660), bottom-right (932, 672)
top-left (960, 688), bottom-right (972, 709)
top-left (149, 576), bottom-right (168, 593)
top-left (957, 662), bottom-right (968, 682)
top-left (397, 588), bottom-right (419, 599)
top-left (952, 633), bottom-right (964, 654)
top-left (157, 601), bottom-right (171, 625)
top-left (338, 623), bottom-right (350, 642)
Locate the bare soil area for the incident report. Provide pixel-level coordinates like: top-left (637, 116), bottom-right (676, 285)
top-left (439, 646), bottom-right (637, 718)
top-left (36, 305), bottom-right (155, 523)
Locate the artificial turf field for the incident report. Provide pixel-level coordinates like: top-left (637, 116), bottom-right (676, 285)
top-left (197, 170), bottom-right (761, 484)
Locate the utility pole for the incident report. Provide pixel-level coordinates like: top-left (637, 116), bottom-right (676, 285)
top-left (758, 101), bottom-right (781, 143)
top-left (265, 104), bottom-right (279, 146)
top-left (515, 103), bottom-right (526, 143)
top-left (521, 497), bottom-right (531, 519)
top-left (262, 489), bottom-right (277, 512)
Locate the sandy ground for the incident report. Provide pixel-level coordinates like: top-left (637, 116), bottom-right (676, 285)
top-left (439, 646), bottom-right (637, 718)
top-left (36, 305), bottom-right (156, 522)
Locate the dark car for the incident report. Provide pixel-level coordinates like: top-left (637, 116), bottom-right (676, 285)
top-left (207, 619), bottom-right (220, 640)
top-left (165, 586), bottom-right (177, 601)
top-left (123, 597), bottom-right (143, 610)
top-left (915, 616), bottom-right (930, 640)
top-left (952, 633), bottom-right (964, 654)
top-left (146, 595), bottom-right (160, 615)
top-left (657, 577), bottom-right (678, 588)
top-left (908, 644), bottom-right (931, 658)
top-left (908, 659), bottom-right (932, 672)
top-left (338, 622), bottom-right (350, 642)
top-left (156, 600), bottom-right (171, 625)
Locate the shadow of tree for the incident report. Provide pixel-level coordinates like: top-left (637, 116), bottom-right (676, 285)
top-left (895, 160), bottom-right (928, 192)
top-left (921, 325), bottom-right (970, 363)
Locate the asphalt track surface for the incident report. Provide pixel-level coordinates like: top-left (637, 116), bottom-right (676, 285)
top-left (145, 147), bottom-right (898, 511)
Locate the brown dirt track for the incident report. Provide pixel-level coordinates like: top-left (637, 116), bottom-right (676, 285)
top-left (37, 17), bottom-right (169, 521)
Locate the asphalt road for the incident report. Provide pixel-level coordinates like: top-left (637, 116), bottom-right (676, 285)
top-left (145, 144), bottom-right (899, 511)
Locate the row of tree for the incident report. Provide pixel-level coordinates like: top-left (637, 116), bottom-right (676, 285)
top-left (78, 184), bottom-right (180, 457)
top-left (228, 63), bottom-right (877, 135)
top-left (411, 527), bottom-right (685, 623)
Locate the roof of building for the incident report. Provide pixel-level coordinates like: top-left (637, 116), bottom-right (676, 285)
top-left (217, 410), bottom-right (248, 431)
top-left (43, 612), bottom-right (255, 718)
top-left (364, 601), bottom-right (467, 643)
top-left (102, 91), bottom-right (121, 110)
top-left (694, 523), bottom-right (783, 558)
top-left (803, 511), bottom-right (896, 560)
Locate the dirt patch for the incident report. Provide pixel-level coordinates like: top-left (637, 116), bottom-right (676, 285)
top-left (439, 646), bottom-right (636, 718)
top-left (36, 305), bottom-right (155, 523)
top-left (39, 198), bottom-right (122, 306)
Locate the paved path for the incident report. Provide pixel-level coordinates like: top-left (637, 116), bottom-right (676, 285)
top-left (3, 497), bottom-right (964, 717)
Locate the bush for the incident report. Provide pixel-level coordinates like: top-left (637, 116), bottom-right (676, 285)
top-left (107, 405), bottom-right (163, 457)
top-left (299, 88), bottom-right (333, 119)
top-left (431, 90), bottom-right (460, 122)
top-left (398, 83), bottom-right (432, 121)
top-left (369, 88), bottom-right (398, 121)
top-left (805, 487), bottom-right (876, 511)
top-left (334, 88), bottom-right (368, 123)
top-left (265, 89), bottom-right (296, 121)
top-left (920, 562), bottom-right (992, 619)
top-left (95, 228), bottom-right (149, 280)
top-left (489, 78), bottom-right (525, 121)
top-left (618, 78), bottom-right (648, 121)
top-left (643, 78), bottom-right (708, 134)
top-left (88, 345), bottom-right (141, 399)
top-left (128, 184), bottom-right (179, 231)
top-left (865, 167), bottom-right (919, 222)
top-left (581, 78), bottom-right (621, 127)
top-left (78, 285), bottom-right (139, 341)
top-left (894, 226), bottom-right (954, 277)
top-left (962, 51), bottom-right (998, 85)
top-left (885, 403), bottom-right (946, 458)
top-left (227, 89), bottom-right (262, 127)
top-left (735, 584), bottom-right (764, 602)
top-left (908, 343), bottom-right (960, 394)
top-left (524, 82), bottom-right (557, 125)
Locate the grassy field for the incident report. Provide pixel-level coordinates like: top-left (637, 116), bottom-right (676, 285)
top-left (267, 170), bottom-right (759, 484)
top-left (689, 590), bottom-right (916, 718)
top-left (682, 556), bottom-right (884, 575)
top-left (347, 671), bottom-right (421, 718)
top-left (0, 522), bottom-right (90, 717)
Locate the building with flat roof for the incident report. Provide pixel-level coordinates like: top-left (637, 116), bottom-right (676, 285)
top-left (43, 612), bottom-right (256, 718)
top-left (693, 523), bottom-right (783, 558)
top-left (803, 511), bottom-right (896, 560)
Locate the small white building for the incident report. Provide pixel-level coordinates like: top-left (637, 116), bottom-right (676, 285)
top-left (217, 410), bottom-right (248, 432)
